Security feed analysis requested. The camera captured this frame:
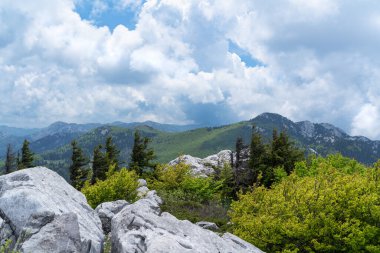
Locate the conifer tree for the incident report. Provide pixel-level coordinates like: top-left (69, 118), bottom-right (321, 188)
top-left (16, 152), bottom-right (22, 170)
top-left (235, 137), bottom-right (244, 168)
top-left (262, 129), bottom-right (303, 187)
top-left (219, 163), bottom-right (237, 205)
top-left (130, 130), bottom-right (156, 175)
top-left (69, 140), bottom-right (88, 190)
top-left (105, 136), bottom-right (120, 170)
top-left (20, 139), bottom-right (34, 169)
top-left (248, 126), bottom-right (266, 186)
top-left (91, 144), bottom-right (107, 184)
top-left (4, 144), bottom-right (16, 174)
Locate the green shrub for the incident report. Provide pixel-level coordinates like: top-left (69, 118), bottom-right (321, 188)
top-left (81, 168), bottom-right (139, 208)
top-left (230, 155), bottom-right (380, 253)
top-left (149, 162), bottom-right (228, 228)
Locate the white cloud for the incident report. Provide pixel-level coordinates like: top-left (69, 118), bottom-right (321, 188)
top-left (1, 0), bottom-right (380, 139)
top-left (351, 104), bottom-right (380, 139)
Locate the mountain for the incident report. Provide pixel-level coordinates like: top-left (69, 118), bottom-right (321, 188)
top-left (109, 121), bottom-right (205, 133)
top-left (3, 113), bottom-right (380, 178)
top-left (30, 121), bottom-right (103, 141)
top-left (152, 112), bottom-right (380, 164)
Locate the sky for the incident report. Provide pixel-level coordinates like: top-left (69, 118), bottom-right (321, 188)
top-left (1, 0), bottom-right (380, 139)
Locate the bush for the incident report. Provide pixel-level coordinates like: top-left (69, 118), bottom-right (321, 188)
top-left (229, 155), bottom-right (380, 253)
top-left (81, 168), bottom-right (139, 208)
top-left (149, 162), bottom-right (229, 228)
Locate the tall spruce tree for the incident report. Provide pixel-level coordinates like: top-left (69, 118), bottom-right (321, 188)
top-left (235, 137), bottom-right (244, 168)
top-left (105, 136), bottom-right (120, 170)
top-left (248, 126), bottom-right (266, 186)
top-left (4, 144), bottom-right (16, 174)
top-left (91, 144), bottom-right (107, 184)
top-left (130, 130), bottom-right (156, 175)
top-left (20, 139), bottom-right (34, 169)
top-left (262, 129), bottom-right (303, 187)
top-left (69, 140), bottom-right (88, 190)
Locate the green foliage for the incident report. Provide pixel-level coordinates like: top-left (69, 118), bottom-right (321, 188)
top-left (219, 163), bottom-right (236, 206)
top-left (105, 136), bottom-right (120, 170)
top-left (130, 130), bottom-right (156, 175)
top-left (4, 144), bottom-right (16, 174)
top-left (0, 239), bottom-right (19, 253)
top-left (247, 126), bottom-right (266, 186)
top-left (230, 154), bottom-right (380, 253)
top-left (91, 144), bottom-right (107, 184)
top-left (246, 129), bottom-right (304, 188)
top-left (20, 139), bottom-right (34, 169)
top-left (69, 140), bottom-right (89, 190)
top-left (81, 168), bottom-right (139, 208)
top-left (150, 162), bottom-right (228, 228)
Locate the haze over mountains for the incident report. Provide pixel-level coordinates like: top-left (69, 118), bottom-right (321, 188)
top-left (1, 113), bottom-right (379, 178)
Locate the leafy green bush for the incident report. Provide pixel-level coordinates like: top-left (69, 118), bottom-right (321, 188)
top-left (230, 155), bottom-right (380, 253)
top-left (81, 168), bottom-right (139, 208)
top-left (149, 162), bottom-right (228, 228)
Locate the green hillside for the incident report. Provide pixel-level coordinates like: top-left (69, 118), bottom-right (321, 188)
top-left (152, 122), bottom-right (254, 162)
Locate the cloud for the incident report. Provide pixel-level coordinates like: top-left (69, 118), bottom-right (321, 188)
top-left (1, 0), bottom-right (380, 139)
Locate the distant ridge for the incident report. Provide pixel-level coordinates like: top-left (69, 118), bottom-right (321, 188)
top-left (1, 113), bottom-right (380, 178)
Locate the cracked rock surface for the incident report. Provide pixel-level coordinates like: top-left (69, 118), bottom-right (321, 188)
top-left (111, 190), bottom-right (263, 253)
top-left (0, 167), bottom-right (104, 253)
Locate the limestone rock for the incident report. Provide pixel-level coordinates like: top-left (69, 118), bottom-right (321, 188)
top-left (0, 167), bottom-right (104, 253)
top-left (111, 196), bottom-right (264, 253)
top-left (168, 150), bottom-right (233, 177)
top-left (95, 200), bottom-right (129, 234)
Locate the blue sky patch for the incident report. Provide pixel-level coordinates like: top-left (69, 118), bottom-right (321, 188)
top-left (228, 40), bottom-right (264, 68)
top-left (74, 0), bottom-right (144, 30)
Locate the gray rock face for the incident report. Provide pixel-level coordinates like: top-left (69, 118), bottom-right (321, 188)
top-left (169, 150), bottom-right (233, 177)
top-left (95, 200), bottom-right (129, 234)
top-left (195, 221), bottom-right (219, 231)
top-left (0, 167), bottom-right (104, 253)
top-left (111, 192), bottom-right (264, 253)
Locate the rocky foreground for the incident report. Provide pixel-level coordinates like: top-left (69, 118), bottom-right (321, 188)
top-left (0, 167), bottom-right (263, 253)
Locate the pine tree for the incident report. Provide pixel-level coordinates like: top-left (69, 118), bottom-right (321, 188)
top-left (16, 152), bottom-right (22, 170)
top-left (105, 136), bottom-right (120, 170)
top-left (20, 139), bottom-right (34, 169)
top-left (69, 140), bottom-right (88, 190)
top-left (4, 144), bottom-right (16, 174)
top-left (248, 126), bottom-right (266, 186)
top-left (219, 163), bottom-right (237, 205)
top-left (130, 130), bottom-right (156, 175)
top-left (91, 144), bottom-right (107, 184)
top-left (262, 129), bottom-right (303, 187)
top-left (235, 137), bottom-right (244, 168)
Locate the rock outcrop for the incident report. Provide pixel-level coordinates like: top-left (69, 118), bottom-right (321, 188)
top-left (0, 167), bottom-right (264, 253)
top-left (95, 200), bottom-right (129, 234)
top-left (168, 150), bottom-right (234, 177)
top-left (111, 189), bottom-right (263, 253)
top-left (0, 167), bottom-right (104, 253)
top-left (168, 149), bottom-right (251, 177)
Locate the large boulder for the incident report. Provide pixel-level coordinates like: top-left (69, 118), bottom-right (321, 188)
top-left (168, 150), bottom-right (233, 177)
top-left (111, 191), bottom-right (264, 253)
top-left (0, 167), bottom-right (104, 253)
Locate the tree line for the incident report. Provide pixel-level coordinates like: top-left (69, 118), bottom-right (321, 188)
top-left (70, 130), bottom-right (155, 190)
top-left (211, 126), bottom-right (304, 206)
top-left (2, 139), bottom-right (35, 174)
top-left (1, 130), bottom-right (156, 193)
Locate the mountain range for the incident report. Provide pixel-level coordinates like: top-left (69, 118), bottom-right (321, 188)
top-left (1, 113), bottom-right (379, 178)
